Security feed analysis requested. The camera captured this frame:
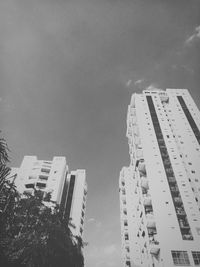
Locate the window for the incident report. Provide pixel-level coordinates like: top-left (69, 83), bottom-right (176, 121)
top-left (25, 183), bottom-right (35, 189)
top-left (123, 209), bottom-right (127, 215)
top-left (171, 251), bottom-right (190, 266)
top-left (36, 182), bottom-right (46, 189)
top-left (39, 175), bottom-right (48, 180)
top-left (126, 261), bottom-right (131, 267)
top-left (192, 251), bottom-right (200, 265)
top-left (125, 233), bottom-right (129, 240)
top-left (41, 168), bottom-right (50, 174)
top-left (126, 246), bottom-right (130, 253)
top-left (29, 175), bottom-right (37, 180)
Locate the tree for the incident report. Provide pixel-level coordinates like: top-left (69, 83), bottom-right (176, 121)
top-left (1, 190), bottom-right (84, 267)
top-left (0, 134), bottom-right (19, 266)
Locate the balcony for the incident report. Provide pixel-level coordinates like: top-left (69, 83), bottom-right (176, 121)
top-left (179, 219), bottom-right (190, 229)
top-left (132, 116), bottom-right (137, 125)
top-left (146, 214), bottom-right (156, 230)
top-left (165, 168), bottom-right (174, 176)
top-left (36, 182), bottom-right (46, 189)
top-left (168, 176), bottom-right (176, 184)
top-left (136, 149), bottom-right (143, 159)
top-left (138, 161), bottom-right (146, 175)
top-left (149, 235), bottom-right (160, 257)
top-left (148, 227), bottom-right (157, 237)
top-left (174, 197), bottom-right (183, 206)
top-left (25, 183), bottom-right (35, 189)
top-left (143, 197), bottom-right (152, 207)
top-left (141, 177), bottom-right (149, 190)
top-left (150, 247), bottom-right (160, 257)
top-left (134, 136), bottom-right (141, 146)
top-left (170, 186), bottom-right (179, 196)
top-left (163, 159), bottom-right (171, 165)
top-left (145, 207), bottom-right (153, 215)
top-left (133, 126), bottom-right (139, 136)
top-left (176, 207), bottom-right (186, 217)
top-left (142, 187), bottom-right (148, 195)
top-left (182, 233), bottom-right (193, 240)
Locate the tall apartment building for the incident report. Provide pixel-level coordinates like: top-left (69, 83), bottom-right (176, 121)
top-left (13, 156), bottom-right (87, 237)
top-left (119, 89), bottom-right (200, 267)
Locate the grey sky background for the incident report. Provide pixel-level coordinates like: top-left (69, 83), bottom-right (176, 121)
top-left (1, 0), bottom-right (200, 266)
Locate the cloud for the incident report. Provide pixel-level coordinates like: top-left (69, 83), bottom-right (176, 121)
top-left (146, 84), bottom-right (161, 91)
top-left (87, 218), bottom-right (95, 223)
top-left (126, 79), bottom-right (132, 87)
top-left (185, 25), bottom-right (200, 45)
top-left (134, 79), bottom-right (144, 85)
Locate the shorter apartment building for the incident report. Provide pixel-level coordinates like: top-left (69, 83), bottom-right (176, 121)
top-left (12, 156), bottom-right (87, 237)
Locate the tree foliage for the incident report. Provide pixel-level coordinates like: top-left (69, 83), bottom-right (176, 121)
top-left (1, 191), bottom-right (84, 267)
top-left (0, 135), bottom-right (84, 267)
top-left (0, 135), bottom-right (18, 224)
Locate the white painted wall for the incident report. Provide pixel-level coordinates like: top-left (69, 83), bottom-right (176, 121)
top-left (120, 89), bottom-right (200, 267)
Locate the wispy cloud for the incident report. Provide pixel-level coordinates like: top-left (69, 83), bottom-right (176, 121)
top-left (134, 79), bottom-right (144, 85)
top-left (87, 218), bottom-right (95, 223)
top-left (185, 25), bottom-right (200, 45)
top-left (126, 79), bottom-right (132, 87)
top-left (146, 84), bottom-right (161, 91)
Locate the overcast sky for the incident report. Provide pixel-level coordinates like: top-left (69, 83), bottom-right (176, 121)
top-left (1, 1), bottom-right (200, 267)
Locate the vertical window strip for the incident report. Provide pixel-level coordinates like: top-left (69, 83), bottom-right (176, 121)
top-left (146, 96), bottom-right (193, 240)
top-left (177, 96), bottom-right (200, 145)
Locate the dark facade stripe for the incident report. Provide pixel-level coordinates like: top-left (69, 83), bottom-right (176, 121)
top-left (60, 175), bottom-right (69, 216)
top-left (146, 95), bottom-right (193, 240)
top-left (64, 174), bottom-right (76, 222)
top-left (177, 96), bottom-right (200, 145)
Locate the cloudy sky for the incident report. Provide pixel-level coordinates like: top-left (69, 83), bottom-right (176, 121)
top-left (1, 0), bottom-right (200, 266)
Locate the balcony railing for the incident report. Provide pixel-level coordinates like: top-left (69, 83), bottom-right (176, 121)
top-left (170, 186), bottom-right (179, 196)
top-left (136, 149), bottom-right (143, 159)
top-left (138, 162), bottom-right (146, 175)
top-left (147, 216), bottom-right (156, 229)
top-left (143, 197), bottom-right (152, 207)
top-left (182, 234), bottom-right (193, 240)
top-left (179, 220), bottom-right (190, 229)
top-left (174, 197), bottom-right (183, 206)
top-left (141, 177), bottom-right (149, 190)
top-left (148, 227), bottom-right (157, 236)
top-left (168, 176), bottom-right (176, 184)
top-left (176, 209), bottom-right (186, 217)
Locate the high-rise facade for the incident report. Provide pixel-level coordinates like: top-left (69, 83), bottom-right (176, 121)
top-left (13, 156), bottom-right (87, 237)
top-left (119, 89), bottom-right (200, 267)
